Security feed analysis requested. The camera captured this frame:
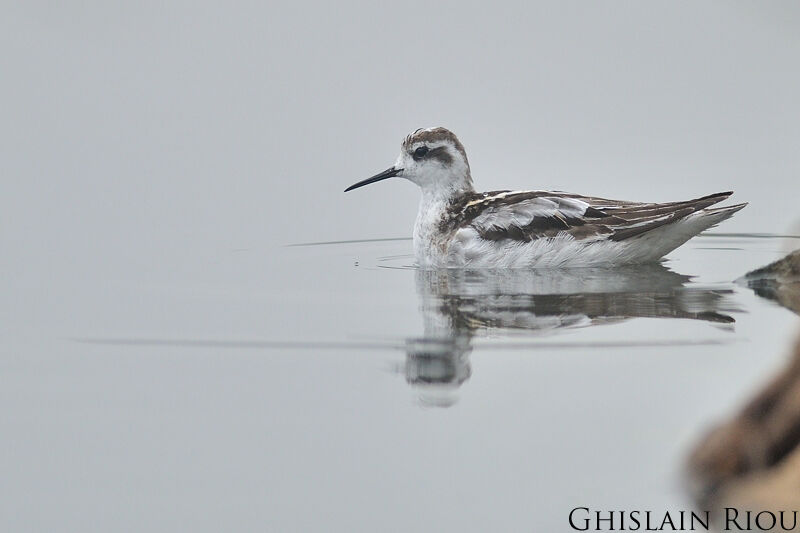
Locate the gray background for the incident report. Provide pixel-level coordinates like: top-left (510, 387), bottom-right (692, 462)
top-left (3, 1), bottom-right (799, 263)
top-left (2, 2), bottom-right (800, 532)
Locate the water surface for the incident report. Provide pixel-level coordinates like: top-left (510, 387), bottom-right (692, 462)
top-left (3, 232), bottom-right (799, 531)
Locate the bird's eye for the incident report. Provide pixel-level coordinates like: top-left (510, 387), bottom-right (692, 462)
top-left (413, 146), bottom-right (429, 159)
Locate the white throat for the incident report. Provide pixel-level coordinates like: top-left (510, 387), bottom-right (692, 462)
top-left (412, 174), bottom-right (474, 267)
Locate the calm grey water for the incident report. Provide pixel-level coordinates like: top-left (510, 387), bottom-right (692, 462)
top-left (3, 231), bottom-right (800, 532)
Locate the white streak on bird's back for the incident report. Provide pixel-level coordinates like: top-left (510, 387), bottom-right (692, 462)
top-left (469, 196), bottom-right (591, 235)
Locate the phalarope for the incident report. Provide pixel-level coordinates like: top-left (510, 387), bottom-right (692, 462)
top-left (345, 127), bottom-right (747, 268)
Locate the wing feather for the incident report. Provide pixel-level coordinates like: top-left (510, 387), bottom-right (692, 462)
top-left (451, 190), bottom-right (734, 243)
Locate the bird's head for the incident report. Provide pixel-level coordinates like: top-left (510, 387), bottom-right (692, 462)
top-left (345, 127), bottom-right (473, 197)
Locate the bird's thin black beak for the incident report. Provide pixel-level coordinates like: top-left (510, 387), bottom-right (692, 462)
top-left (344, 167), bottom-right (403, 192)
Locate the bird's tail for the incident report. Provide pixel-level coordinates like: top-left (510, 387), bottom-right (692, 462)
top-left (692, 202), bottom-right (748, 230)
top-left (622, 198), bottom-right (747, 263)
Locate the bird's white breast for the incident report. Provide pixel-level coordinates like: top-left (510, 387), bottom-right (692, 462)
top-left (413, 194), bottom-right (452, 267)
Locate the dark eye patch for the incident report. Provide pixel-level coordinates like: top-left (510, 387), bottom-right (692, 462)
top-left (413, 146), bottom-right (429, 159)
top-left (426, 146), bottom-right (453, 165)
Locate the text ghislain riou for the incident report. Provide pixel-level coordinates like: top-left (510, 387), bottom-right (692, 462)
top-left (569, 507), bottom-right (800, 531)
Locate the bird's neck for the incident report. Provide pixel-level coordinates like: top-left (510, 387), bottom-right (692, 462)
top-left (418, 175), bottom-right (474, 206)
top-left (413, 183), bottom-right (474, 266)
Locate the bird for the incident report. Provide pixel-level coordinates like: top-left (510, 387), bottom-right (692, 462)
top-left (345, 127), bottom-right (747, 268)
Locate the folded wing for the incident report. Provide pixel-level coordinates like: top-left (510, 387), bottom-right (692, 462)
top-left (455, 190), bottom-right (738, 243)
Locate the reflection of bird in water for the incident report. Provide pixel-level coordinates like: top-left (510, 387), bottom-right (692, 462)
top-left (403, 264), bottom-right (737, 407)
top-left (404, 336), bottom-right (472, 408)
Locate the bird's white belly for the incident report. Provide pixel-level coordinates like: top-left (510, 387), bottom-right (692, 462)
top-left (452, 231), bottom-right (628, 268)
top-left (415, 212), bottom-right (722, 269)
top-left (415, 229), bottom-right (662, 269)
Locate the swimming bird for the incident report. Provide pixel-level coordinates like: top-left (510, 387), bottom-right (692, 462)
top-left (345, 127), bottom-right (746, 268)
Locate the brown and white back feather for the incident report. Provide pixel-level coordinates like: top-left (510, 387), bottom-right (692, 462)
top-left (436, 190), bottom-right (746, 267)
